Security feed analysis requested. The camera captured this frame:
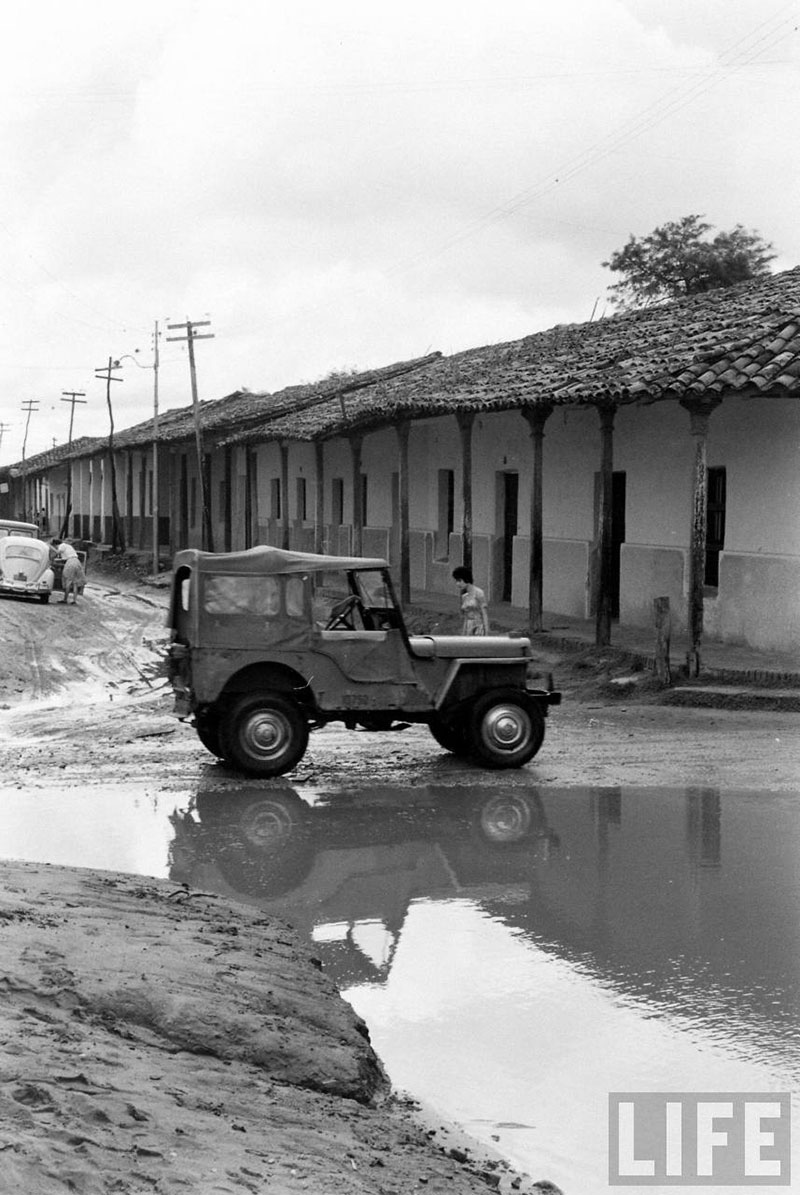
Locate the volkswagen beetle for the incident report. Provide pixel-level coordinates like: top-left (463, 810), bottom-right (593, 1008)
top-left (0, 534), bottom-right (55, 603)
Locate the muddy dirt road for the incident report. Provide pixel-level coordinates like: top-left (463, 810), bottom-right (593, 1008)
top-left (1, 566), bottom-right (798, 793)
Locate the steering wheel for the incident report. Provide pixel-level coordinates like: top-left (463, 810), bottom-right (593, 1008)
top-left (325, 594), bottom-right (362, 630)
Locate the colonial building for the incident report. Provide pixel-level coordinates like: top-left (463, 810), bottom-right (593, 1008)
top-left (4, 268), bottom-right (799, 660)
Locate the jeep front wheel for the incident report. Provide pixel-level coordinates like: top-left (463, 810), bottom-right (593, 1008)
top-left (468, 690), bottom-right (544, 769)
top-left (220, 693), bottom-right (309, 777)
top-left (428, 715), bottom-right (470, 756)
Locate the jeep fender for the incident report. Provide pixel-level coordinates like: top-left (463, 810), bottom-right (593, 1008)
top-left (213, 663), bottom-right (315, 714)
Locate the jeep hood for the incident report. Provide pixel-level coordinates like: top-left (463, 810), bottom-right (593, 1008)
top-left (409, 634), bottom-right (531, 659)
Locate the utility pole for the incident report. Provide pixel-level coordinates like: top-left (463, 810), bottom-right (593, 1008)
top-left (151, 321), bottom-right (160, 571)
top-left (166, 317), bottom-right (215, 551)
top-left (94, 359), bottom-right (125, 551)
top-left (20, 400), bottom-right (39, 521)
top-left (0, 422), bottom-right (10, 454)
top-left (60, 390), bottom-right (86, 538)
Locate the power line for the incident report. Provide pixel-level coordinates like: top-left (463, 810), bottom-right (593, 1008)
top-left (382, 5), bottom-right (798, 279)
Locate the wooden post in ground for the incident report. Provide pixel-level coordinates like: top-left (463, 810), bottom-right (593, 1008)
top-left (653, 596), bottom-right (672, 685)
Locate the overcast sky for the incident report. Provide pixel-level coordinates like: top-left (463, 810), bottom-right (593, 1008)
top-left (1, 0), bottom-right (798, 463)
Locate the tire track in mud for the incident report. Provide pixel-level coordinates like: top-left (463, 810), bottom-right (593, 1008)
top-left (0, 580), bottom-right (169, 710)
top-left (22, 637), bottom-right (53, 702)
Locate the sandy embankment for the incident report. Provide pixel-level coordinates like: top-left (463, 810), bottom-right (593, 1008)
top-left (0, 859), bottom-right (548, 1194)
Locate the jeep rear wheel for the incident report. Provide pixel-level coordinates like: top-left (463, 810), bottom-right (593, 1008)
top-left (195, 712), bottom-right (225, 760)
top-left (468, 689), bottom-right (544, 769)
top-left (220, 693), bottom-right (309, 778)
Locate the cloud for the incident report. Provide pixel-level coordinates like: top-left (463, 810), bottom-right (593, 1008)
top-left (1, 0), bottom-right (797, 459)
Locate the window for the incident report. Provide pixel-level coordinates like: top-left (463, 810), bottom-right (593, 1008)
top-left (270, 477), bottom-right (282, 520)
top-left (296, 476), bottom-right (307, 522)
top-left (332, 478), bottom-right (344, 526)
top-left (204, 575), bottom-right (280, 616)
top-left (311, 568), bottom-right (353, 625)
top-left (189, 477), bottom-right (197, 528)
top-left (435, 468), bottom-right (454, 559)
top-left (360, 473), bottom-right (368, 526)
top-left (705, 466), bottom-right (726, 587)
top-left (285, 575), bottom-right (305, 618)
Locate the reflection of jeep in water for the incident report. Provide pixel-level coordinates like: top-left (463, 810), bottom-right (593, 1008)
top-left (166, 547), bottom-right (560, 776)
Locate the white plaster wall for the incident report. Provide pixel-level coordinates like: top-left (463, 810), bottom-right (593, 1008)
top-left (709, 396), bottom-right (800, 555)
top-left (705, 552), bottom-right (800, 649)
top-left (254, 443), bottom-right (284, 527)
top-left (614, 402), bottom-right (692, 549)
top-left (288, 442), bottom-right (318, 522)
top-left (540, 406), bottom-right (598, 541)
top-left (361, 427), bottom-right (398, 526)
top-left (321, 440), bottom-right (351, 521)
top-left (406, 416), bottom-right (461, 531)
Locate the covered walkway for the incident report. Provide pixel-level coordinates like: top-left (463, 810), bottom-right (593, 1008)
top-left (410, 588), bottom-right (800, 688)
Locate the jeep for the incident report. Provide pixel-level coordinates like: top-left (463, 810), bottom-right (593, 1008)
top-left (166, 546), bottom-right (560, 776)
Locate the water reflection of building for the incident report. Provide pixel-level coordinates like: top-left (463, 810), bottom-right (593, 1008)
top-left (685, 787), bottom-right (722, 867)
top-left (169, 782), bottom-right (799, 1068)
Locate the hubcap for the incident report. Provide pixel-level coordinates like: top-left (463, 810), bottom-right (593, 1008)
top-left (483, 703), bottom-right (530, 752)
top-left (241, 801), bottom-right (295, 848)
top-left (242, 709), bottom-right (290, 760)
top-left (480, 794), bottom-right (533, 842)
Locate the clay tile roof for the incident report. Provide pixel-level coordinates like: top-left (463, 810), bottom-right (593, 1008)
top-left (10, 267), bottom-right (800, 470)
top-left (238, 266), bottom-right (800, 441)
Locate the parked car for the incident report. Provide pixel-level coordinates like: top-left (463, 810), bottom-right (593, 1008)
top-left (0, 534), bottom-right (54, 603)
top-left (166, 546), bottom-right (560, 777)
top-left (0, 519), bottom-right (39, 539)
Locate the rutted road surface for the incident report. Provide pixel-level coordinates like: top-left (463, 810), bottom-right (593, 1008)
top-left (0, 564), bottom-right (797, 793)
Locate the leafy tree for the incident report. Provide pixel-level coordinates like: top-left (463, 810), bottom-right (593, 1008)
top-left (602, 215), bottom-right (775, 309)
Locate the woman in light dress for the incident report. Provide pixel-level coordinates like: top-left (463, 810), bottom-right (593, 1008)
top-left (452, 565), bottom-right (489, 635)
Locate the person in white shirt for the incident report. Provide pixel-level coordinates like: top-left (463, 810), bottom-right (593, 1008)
top-left (52, 539), bottom-right (86, 604)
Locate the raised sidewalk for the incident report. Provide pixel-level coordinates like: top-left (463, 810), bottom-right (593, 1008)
top-left (410, 588), bottom-right (800, 708)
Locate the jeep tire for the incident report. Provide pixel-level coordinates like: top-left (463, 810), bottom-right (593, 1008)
top-left (195, 711), bottom-right (225, 760)
top-left (220, 693), bottom-right (309, 778)
top-left (468, 689), bottom-right (545, 769)
top-left (428, 715), bottom-right (470, 756)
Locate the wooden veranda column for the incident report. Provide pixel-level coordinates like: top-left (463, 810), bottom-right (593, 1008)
top-left (125, 450), bottom-right (135, 549)
top-left (244, 449), bottom-right (256, 548)
top-left (456, 411), bottom-right (475, 569)
top-left (279, 441), bottom-right (290, 550)
top-left (168, 449), bottom-right (178, 557)
top-left (680, 396), bottom-right (722, 677)
top-left (314, 440), bottom-right (325, 554)
top-left (522, 404), bottom-right (553, 632)
top-left (350, 433), bottom-right (363, 556)
top-left (595, 403), bottom-right (617, 647)
top-left (396, 419), bottom-right (411, 605)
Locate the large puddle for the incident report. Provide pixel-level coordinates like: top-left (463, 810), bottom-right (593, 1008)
top-left (2, 780), bottom-right (798, 1193)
